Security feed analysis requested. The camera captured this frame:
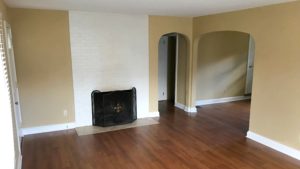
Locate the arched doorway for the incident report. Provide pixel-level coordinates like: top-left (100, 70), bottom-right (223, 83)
top-left (158, 33), bottom-right (188, 110)
top-left (195, 31), bottom-right (255, 133)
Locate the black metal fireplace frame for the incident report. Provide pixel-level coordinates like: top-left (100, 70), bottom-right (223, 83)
top-left (91, 87), bottom-right (137, 127)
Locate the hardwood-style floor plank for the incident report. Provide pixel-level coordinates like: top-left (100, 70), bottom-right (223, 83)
top-left (22, 100), bottom-right (300, 169)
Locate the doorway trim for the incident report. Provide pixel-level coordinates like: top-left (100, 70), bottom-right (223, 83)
top-left (174, 34), bottom-right (179, 104)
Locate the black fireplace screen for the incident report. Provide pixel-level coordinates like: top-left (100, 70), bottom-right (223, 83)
top-left (91, 87), bottom-right (137, 127)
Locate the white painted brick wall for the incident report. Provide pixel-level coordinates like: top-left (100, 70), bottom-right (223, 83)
top-left (69, 11), bottom-right (150, 127)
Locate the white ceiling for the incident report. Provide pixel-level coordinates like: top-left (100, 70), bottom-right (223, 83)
top-left (4, 0), bottom-right (296, 16)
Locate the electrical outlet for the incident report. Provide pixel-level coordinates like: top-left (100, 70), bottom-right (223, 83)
top-left (63, 110), bottom-right (68, 117)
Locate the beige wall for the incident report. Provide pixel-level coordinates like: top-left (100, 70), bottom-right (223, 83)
top-left (149, 16), bottom-right (193, 111)
top-left (0, 0), bottom-right (8, 20)
top-left (9, 8), bottom-right (75, 128)
top-left (193, 1), bottom-right (300, 150)
top-left (196, 31), bottom-right (249, 100)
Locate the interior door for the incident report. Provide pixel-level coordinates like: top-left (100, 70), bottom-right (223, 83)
top-left (4, 21), bottom-right (22, 150)
top-left (245, 36), bottom-right (255, 95)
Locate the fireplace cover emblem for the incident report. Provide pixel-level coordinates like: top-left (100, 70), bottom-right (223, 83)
top-left (112, 103), bottom-right (124, 113)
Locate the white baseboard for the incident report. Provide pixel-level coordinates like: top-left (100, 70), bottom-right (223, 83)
top-left (175, 102), bottom-right (197, 113)
top-left (196, 96), bottom-right (251, 106)
top-left (247, 131), bottom-right (300, 160)
top-left (184, 106), bottom-right (197, 113)
top-left (75, 122), bottom-right (92, 128)
top-left (138, 112), bottom-right (160, 118)
top-left (21, 122), bottom-right (75, 136)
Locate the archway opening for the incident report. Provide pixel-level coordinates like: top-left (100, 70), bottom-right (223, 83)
top-left (158, 33), bottom-right (188, 112)
top-left (196, 31), bottom-right (255, 134)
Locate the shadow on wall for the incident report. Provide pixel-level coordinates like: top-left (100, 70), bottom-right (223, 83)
top-left (195, 31), bottom-right (255, 100)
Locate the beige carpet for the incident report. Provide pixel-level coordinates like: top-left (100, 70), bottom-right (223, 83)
top-left (76, 118), bottom-right (159, 136)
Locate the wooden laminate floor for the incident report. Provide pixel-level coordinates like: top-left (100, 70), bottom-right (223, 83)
top-left (22, 100), bottom-right (300, 169)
